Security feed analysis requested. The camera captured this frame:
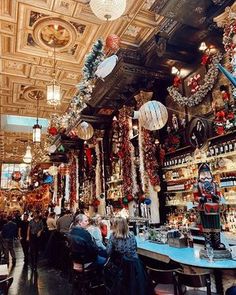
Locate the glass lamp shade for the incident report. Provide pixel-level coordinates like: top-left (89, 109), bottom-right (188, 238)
top-left (33, 123), bottom-right (42, 143)
top-left (23, 146), bottom-right (32, 164)
top-left (47, 81), bottom-right (61, 106)
top-left (89, 0), bottom-right (126, 21)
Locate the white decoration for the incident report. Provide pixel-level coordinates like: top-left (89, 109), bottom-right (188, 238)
top-left (90, 0), bottom-right (126, 21)
top-left (48, 165), bottom-right (58, 176)
top-left (48, 144), bottom-right (57, 154)
top-left (77, 121), bottom-right (94, 140)
top-left (139, 101), bottom-right (168, 131)
top-left (95, 55), bottom-right (118, 79)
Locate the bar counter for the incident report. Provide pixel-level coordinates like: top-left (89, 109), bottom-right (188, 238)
top-left (137, 238), bottom-right (236, 294)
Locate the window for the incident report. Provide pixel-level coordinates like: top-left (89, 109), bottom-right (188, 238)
top-left (0, 163), bottom-right (30, 189)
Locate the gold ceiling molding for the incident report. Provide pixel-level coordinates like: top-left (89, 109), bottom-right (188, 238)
top-left (22, 86), bottom-right (46, 102)
top-left (32, 16), bottom-right (78, 52)
top-left (214, 2), bottom-right (236, 27)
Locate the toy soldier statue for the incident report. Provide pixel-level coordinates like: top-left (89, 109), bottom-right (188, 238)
top-left (193, 163), bottom-right (222, 250)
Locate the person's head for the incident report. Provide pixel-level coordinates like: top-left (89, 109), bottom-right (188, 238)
top-left (65, 210), bottom-right (71, 215)
top-left (23, 213), bottom-right (29, 221)
top-left (49, 212), bottom-right (55, 219)
top-left (94, 214), bottom-right (102, 225)
top-left (113, 217), bottom-right (130, 239)
top-left (7, 215), bottom-right (13, 222)
top-left (34, 210), bottom-right (40, 220)
top-left (74, 214), bottom-right (89, 229)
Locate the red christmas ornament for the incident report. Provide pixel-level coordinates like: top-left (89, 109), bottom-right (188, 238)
top-left (215, 111), bottom-right (226, 123)
top-left (216, 125), bottom-right (225, 135)
top-left (93, 199), bottom-right (100, 207)
top-left (48, 127), bottom-right (58, 136)
top-left (127, 194), bottom-right (133, 202)
top-left (105, 34), bottom-right (120, 52)
top-left (139, 195), bottom-right (146, 202)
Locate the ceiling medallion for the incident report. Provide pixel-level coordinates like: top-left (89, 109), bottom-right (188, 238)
top-left (22, 86), bottom-right (45, 102)
top-left (32, 17), bottom-right (77, 51)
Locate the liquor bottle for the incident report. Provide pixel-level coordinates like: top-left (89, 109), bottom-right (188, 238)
top-left (220, 144), bottom-right (224, 154)
top-left (229, 141), bottom-right (234, 152)
top-left (224, 142), bottom-right (229, 153)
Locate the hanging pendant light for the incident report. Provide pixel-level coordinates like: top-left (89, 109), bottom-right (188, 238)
top-left (47, 43), bottom-right (61, 106)
top-left (23, 145), bottom-right (32, 164)
top-left (33, 93), bottom-right (42, 143)
top-left (89, 0), bottom-right (126, 21)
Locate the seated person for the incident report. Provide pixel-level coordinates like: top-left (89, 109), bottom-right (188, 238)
top-left (106, 217), bottom-right (150, 295)
top-left (87, 217), bottom-right (107, 263)
top-left (68, 214), bottom-right (98, 265)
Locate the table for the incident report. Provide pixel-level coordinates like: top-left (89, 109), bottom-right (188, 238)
top-left (137, 239), bottom-right (236, 294)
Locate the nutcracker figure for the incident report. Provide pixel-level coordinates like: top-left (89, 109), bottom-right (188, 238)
top-left (193, 163), bottom-right (223, 250)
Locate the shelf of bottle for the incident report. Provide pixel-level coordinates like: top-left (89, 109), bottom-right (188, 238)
top-left (164, 190), bottom-right (193, 194)
top-left (165, 204), bottom-right (188, 207)
top-left (163, 150), bottom-right (236, 171)
top-left (164, 177), bottom-right (196, 183)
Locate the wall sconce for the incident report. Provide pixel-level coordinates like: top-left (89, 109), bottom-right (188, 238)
top-left (171, 66), bottom-right (180, 75)
top-left (199, 42), bottom-right (208, 51)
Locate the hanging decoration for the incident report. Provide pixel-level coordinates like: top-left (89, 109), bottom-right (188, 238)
top-left (167, 51), bottom-right (222, 107)
top-left (187, 74), bottom-right (201, 93)
top-left (12, 171), bottom-right (22, 182)
top-left (118, 106), bottom-right (134, 201)
top-left (95, 55), bottom-right (118, 79)
top-left (138, 100), bottom-right (168, 131)
top-left (76, 121), bottom-right (94, 140)
top-left (89, 0), bottom-right (126, 21)
top-left (105, 34), bottom-right (120, 53)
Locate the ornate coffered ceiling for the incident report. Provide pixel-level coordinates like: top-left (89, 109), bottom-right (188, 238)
top-left (0, 0), bottom-right (158, 163)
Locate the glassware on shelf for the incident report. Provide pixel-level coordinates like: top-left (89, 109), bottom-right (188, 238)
top-left (206, 244), bottom-right (214, 263)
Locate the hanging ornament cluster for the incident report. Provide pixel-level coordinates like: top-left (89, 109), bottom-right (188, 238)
top-left (167, 51), bottom-right (222, 107)
top-left (12, 171), bottom-right (22, 182)
top-left (213, 85), bottom-right (236, 135)
top-left (138, 101), bottom-right (168, 131)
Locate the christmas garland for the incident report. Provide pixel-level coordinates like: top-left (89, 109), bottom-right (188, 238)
top-left (118, 107), bottom-right (134, 200)
top-left (167, 52), bottom-right (222, 107)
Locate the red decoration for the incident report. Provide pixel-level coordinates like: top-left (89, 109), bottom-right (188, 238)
top-left (93, 199), bottom-right (100, 207)
top-left (215, 111), bottom-right (226, 123)
top-left (12, 171), bottom-right (22, 182)
top-left (105, 34), bottom-right (120, 52)
top-left (201, 54), bottom-right (210, 65)
top-left (173, 75), bottom-right (182, 87)
top-left (127, 194), bottom-right (133, 202)
top-left (85, 148), bottom-right (92, 167)
top-left (222, 91), bottom-right (230, 101)
top-left (187, 74), bottom-right (201, 93)
top-left (48, 127), bottom-right (58, 136)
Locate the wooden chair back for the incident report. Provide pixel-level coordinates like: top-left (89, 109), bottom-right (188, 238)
top-left (175, 271), bottom-right (211, 295)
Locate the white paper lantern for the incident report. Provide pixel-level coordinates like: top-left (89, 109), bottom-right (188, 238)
top-left (77, 121), bottom-right (94, 140)
top-left (90, 0), bottom-right (126, 21)
top-left (95, 55), bottom-right (118, 79)
top-left (48, 166), bottom-right (58, 176)
top-left (139, 101), bottom-right (168, 131)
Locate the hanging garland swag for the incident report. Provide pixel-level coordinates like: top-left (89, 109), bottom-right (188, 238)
top-left (167, 52), bottom-right (222, 107)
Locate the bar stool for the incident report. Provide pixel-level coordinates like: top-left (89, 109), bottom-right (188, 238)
top-left (174, 270), bottom-right (214, 295)
top-left (146, 266), bottom-right (180, 295)
top-left (71, 260), bottom-right (104, 295)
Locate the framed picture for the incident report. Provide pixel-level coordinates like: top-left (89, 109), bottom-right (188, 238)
top-left (188, 117), bottom-right (208, 149)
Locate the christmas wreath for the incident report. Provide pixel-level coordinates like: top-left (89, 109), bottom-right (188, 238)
top-left (167, 52), bottom-right (222, 107)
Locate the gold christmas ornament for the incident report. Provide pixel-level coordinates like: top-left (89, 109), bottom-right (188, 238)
top-left (139, 101), bottom-right (168, 131)
top-left (77, 121), bottom-right (94, 140)
top-left (48, 166), bottom-right (58, 176)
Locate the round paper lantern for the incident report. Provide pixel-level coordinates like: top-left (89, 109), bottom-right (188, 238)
top-left (90, 0), bottom-right (126, 21)
top-left (95, 55), bottom-right (118, 79)
top-left (105, 34), bottom-right (120, 51)
top-left (139, 101), bottom-right (168, 131)
top-left (48, 166), bottom-right (58, 176)
top-left (77, 121), bottom-right (94, 140)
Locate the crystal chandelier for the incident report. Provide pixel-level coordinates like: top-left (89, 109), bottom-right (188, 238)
top-left (23, 145), bottom-right (32, 164)
top-left (32, 93), bottom-right (42, 143)
top-left (47, 45), bottom-right (61, 106)
top-left (89, 0), bottom-right (126, 21)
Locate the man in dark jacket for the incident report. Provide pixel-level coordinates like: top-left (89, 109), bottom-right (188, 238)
top-left (2, 215), bottom-right (17, 265)
top-left (69, 214), bottom-right (98, 264)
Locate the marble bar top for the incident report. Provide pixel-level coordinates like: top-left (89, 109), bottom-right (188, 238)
top-left (137, 238), bottom-right (236, 269)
